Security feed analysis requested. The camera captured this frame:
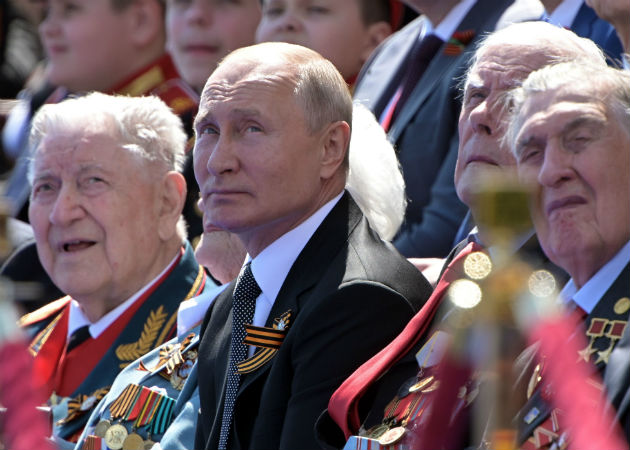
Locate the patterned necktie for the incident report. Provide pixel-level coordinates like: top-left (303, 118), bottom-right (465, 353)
top-left (218, 263), bottom-right (261, 450)
top-left (381, 33), bottom-right (443, 130)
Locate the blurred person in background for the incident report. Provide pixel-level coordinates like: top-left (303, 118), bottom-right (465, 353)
top-left (351, 0), bottom-right (543, 259)
top-left (255, 0), bottom-right (404, 86)
top-left (165, 0), bottom-right (262, 246)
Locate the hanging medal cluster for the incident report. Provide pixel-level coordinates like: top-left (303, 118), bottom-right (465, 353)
top-left (82, 383), bottom-right (176, 450)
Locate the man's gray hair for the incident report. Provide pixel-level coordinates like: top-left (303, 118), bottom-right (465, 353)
top-left (28, 92), bottom-right (189, 239)
top-left (464, 21), bottom-right (607, 91)
top-left (507, 61), bottom-right (630, 152)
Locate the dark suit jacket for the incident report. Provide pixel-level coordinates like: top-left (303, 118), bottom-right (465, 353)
top-left (571, 2), bottom-right (624, 65)
top-left (194, 193), bottom-right (433, 450)
top-left (605, 309), bottom-right (630, 442)
top-left (516, 262), bottom-right (630, 445)
top-left (20, 242), bottom-right (207, 442)
top-left (353, 0), bottom-right (543, 258)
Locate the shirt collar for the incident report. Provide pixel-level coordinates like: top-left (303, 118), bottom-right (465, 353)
top-left (432, 0), bottom-right (477, 43)
top-left (560, 240), bottom-right (630, 313)
top-left (176, 282), bottom-right (229, 337)
top-left (547, 0), bottom-right (583, 28)
top-left (67, 249), bottom-right (181, 339)
top-left (249, 192), bottom-right (343, 304)
top-left (466, 226), bottom-right (534, 260)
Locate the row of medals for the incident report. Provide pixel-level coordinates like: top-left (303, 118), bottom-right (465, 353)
top-left (365, 375), bottom-right (439, 447)
top-left (365, 373), bottom-right (479, 447)
top-left (92, 348), bottom-right (198, 450)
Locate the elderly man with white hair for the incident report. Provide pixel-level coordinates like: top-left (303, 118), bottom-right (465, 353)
top-left (509, 60), bottom-right (630, 447)
top-left (19, 92), bottom-right (211, 444)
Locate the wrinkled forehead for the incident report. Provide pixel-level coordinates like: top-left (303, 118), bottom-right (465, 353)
top-left (466, 44), bottom-right (554, 92)
top-left (518, 87), bottom-right (610, 129)
top-left (198, 61), bottom-right (301, 120)
top-left (31, 126), bottom-right (143, 177)
top-left (203, 56), bottom-right (298, 96)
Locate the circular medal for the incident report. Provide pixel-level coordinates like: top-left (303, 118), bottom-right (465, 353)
top-left (177, 359), bottom-right (194, 379)
top-left (94, 419), bottom-right (112, 437)
top-left (104, 424), bottom-right (128, 450)
top-left (463, 252), bottom-right (492, 280)
top-left (378, 426), bottom-right (406, 446)
top-left (528, 270), bottom-right (556, 298)
top-left (122, 432), bottom-right (145, 450)
top-left (396, 376), bottom-right (417, 398)
top-left (614, 297), bottom-right (630, 315)
top-left (421, 379), bottom-right (440, 394)
top-left (409, 375), bottom-right (434, 393)
top-left (170, 372), bottom-right (185, 390)
top-left (366, 423), bottom-right (389, 439)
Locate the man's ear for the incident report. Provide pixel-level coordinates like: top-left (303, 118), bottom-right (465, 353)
top-left (126, 0), bottom-right (164, 48)
top-left (157, 171), bottom-right (187, 241)
top-left (319, 121), bottom-right (351, 180)
top-left (360, 21), bottom-right (392, 65)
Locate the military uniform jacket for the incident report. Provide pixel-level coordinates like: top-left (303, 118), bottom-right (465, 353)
top-left (20, 242), bottom-right (206, 443)
top-left (516, 262), bottom-right (630, 447)
top-left (194, 192), bottom-right (433, 450)
top-left (75, 325), bottom-right (206, 450)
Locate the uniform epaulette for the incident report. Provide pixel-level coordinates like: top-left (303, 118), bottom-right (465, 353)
top-left (19, 296), bottom-right (72, 327)
top-left (153, 78), bottom-right (198, 116)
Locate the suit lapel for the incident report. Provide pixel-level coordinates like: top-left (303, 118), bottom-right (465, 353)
top-left (238, 193), bottom-right (362, 392)
top-left (605, 321), bottom-right (630, 424)
top-left (388, 0), bottom-right (514, 142)
top-left (601, 264), bottom-right (630, 418)
top-left (517, 262), bottom-right (630, 445)
top-left (570, 2), bottom-right (596, 39)
top-left (355, 16), bottom-right (429, 117)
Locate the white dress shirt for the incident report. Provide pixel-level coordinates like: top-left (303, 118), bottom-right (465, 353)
top-left (546, 0), bottom-right (583, 28)
top-left (560, 240), bottom-right (630, 314)
top-left (243, 192), bottom-right (343, 355)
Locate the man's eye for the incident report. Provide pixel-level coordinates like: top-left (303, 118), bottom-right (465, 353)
top-left (263, 6), bottom-right (284, 17)
top-left (200, 125), bottom-right (219, 135)
top-left (307, 6), bottom-right (329, 14)
top-left (61, 1), bottom-right (81, 16)
top-left (32, 182), bottom-right (56, 199)
top-left (466, 91), bottom-right (485, 103)
top-left (245, 125), bottom-right (262, 133)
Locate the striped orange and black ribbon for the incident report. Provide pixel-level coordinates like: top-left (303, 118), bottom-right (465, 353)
top-left (57, 386), bottom-right (111, 425)
top-left (109, 384), bottom-right (141, 420)
top-left (236, 311), bottom-right (292, 374)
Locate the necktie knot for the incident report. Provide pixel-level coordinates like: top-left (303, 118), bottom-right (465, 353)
top-left (67, 325), bottom-right (91, 352)
top-left (233, 263), bottom-right (261, 310)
